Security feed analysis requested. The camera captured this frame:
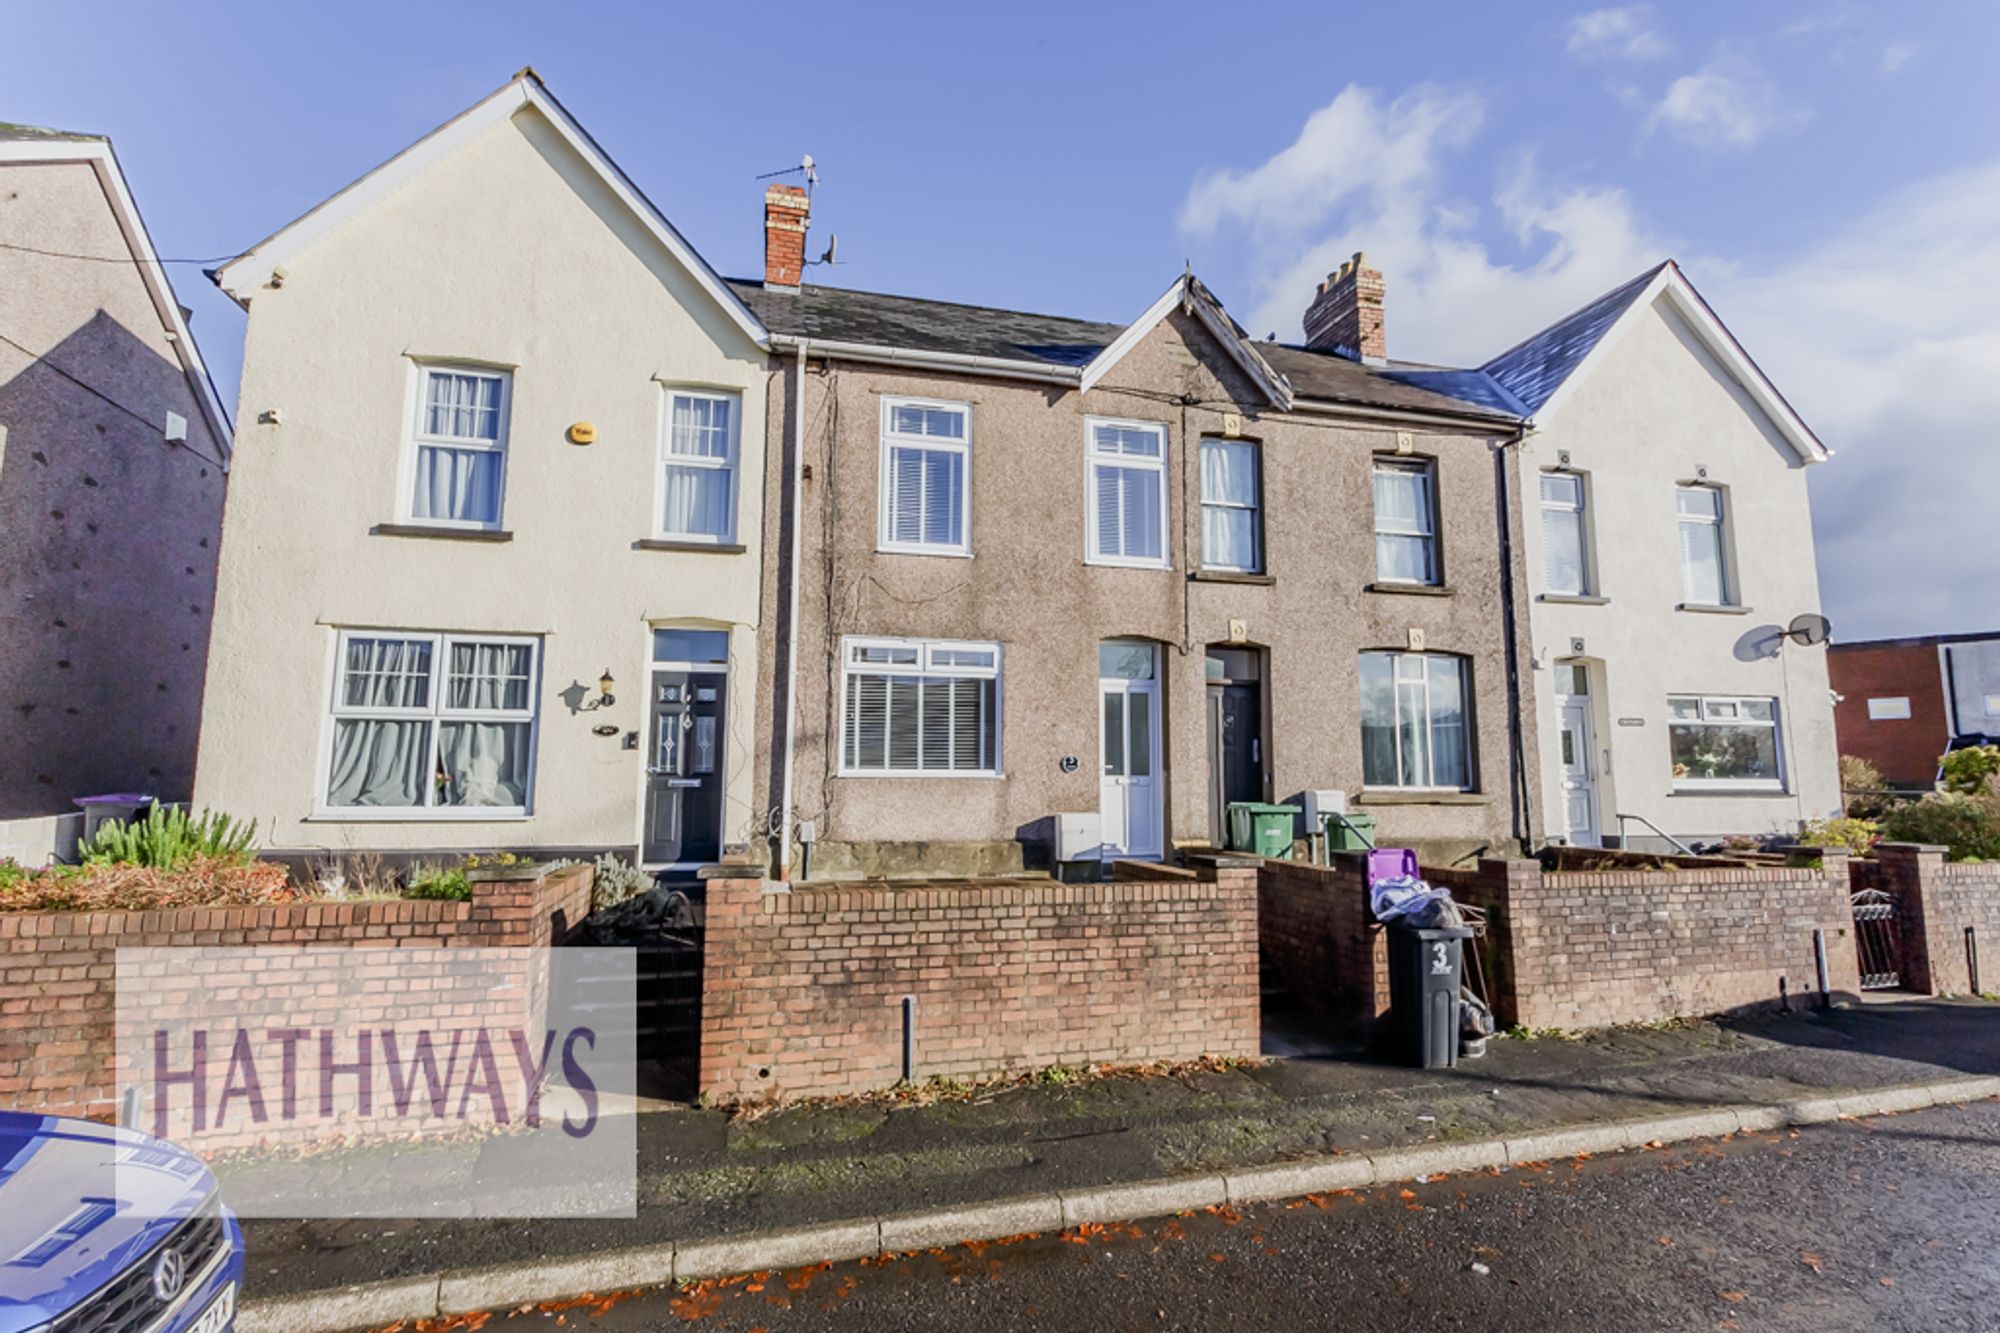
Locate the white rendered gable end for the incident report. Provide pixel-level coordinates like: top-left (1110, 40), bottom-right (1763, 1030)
top-left (210, 72), bottom-right (768, 350)
top-left (1079, 275), bottom-right (1294, 410)
top-left (1529, 264), bottom-right (1829, 465)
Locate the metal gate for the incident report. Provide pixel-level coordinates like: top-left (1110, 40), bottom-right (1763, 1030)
top-left (571, 885), bottom-right (706, 1101)
top-left (1850, 889), bottom-right (1902, 991)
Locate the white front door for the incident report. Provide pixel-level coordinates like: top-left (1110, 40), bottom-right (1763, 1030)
top-left (1558, 694), bottom-right (1600, 847)
top-left (1099, 643), bottom-right (1162, 857)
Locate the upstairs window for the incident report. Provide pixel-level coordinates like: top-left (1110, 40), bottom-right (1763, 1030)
top-left (1087, 418), bottom-right (1170, 568)
top-left (1539, 472), bottom-right (1591, 595)
top-left (879, 398), bottom-right (970, 555)
top-left (1200, 438), bottom-right (1262, 573)
top-left (1359, 651), bottom-right (1473, 790)
top-left (840, 637), bottom-right (1001, 776)
top-left (1372, 458), bottom-right (1438, 585)
top-left (1676, 485), bottom-right (1732, 605)
top-left (1669, 694), bottom-right (1782, 790)
top-left (408, 366), bottom-right (510, 529)
top-left (659, 390), bottom-right (739, 542)
top-left (322, 630), bottom-right (540, 814)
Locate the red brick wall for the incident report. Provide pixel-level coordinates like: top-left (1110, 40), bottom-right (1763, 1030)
top-left (699, 867), bottom-right (1260, 1102)
top-left (1878, 843), bottom-right (2000, 995)
top-left (1829, 642), bottom-right (1950, 786)
top-left (1257, 855), bottom-right (1391, 1039)
top-left (1438, 853), bottom-right (1859, 1029)
top-left (0, 865), bottom-right (590, 1120)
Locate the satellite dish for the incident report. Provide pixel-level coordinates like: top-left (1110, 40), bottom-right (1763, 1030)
top-left (1786, 613), bottom-right (1831, 646)
top-left (818, 233), bottom-right (838, 266)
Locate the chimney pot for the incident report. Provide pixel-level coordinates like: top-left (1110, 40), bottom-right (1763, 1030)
top-left (1302, 251), bottom-right (1386, 361)
top-left (764, 183), bottom-right (810, 290)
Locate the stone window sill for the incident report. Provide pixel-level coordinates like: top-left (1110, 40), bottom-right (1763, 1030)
top-left (1365, 582), bottom-right (1454, 598)
top-left (1676, 602), bottom-right (1751, 616)
top-left (633, 538), bottom-right (749, 554)
top-left (1190, 569), bottom-right (1276, 586)
top-left (371, 523), bottom-right (513, 543)
top-left (1538, 593), bottom-right (1610, 606)
top-left (1355, 789), bottom-right (1490, 806)
top-left (1666, 788), bottom-right (1791, 799)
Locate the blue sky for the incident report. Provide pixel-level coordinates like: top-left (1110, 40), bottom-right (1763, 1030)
top-left (7, 1), bottom-right (1996, 640)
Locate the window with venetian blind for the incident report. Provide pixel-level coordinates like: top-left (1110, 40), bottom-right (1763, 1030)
top-left (878, 398), bottom-right (971, 555)
top-left (1676, 485), bottom-right (1732, 605)
top-left (1087, 418), bottom-right (1170, 568)
top-left (840, 638), bottom-right (1000, 776)
top-left (1539, 471), bottom-right (1591, 595)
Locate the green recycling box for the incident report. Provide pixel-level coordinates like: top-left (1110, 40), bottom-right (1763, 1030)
top-left (1226, 802), bottom-right (1301, 859)
top-left (1325, 811), bottom-right (1379, 852)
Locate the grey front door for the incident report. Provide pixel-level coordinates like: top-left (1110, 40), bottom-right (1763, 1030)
top-left (643, 670), bottom-right (725, 865)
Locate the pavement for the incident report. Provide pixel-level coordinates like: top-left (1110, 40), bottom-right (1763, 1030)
top-left (422, 1095), bottom-right (2000, 1331)
top-left (234, 996), bottom-right (2000, 1330)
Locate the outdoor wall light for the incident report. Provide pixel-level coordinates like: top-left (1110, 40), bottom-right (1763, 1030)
top-left (598, 670), bottom-right (616, 706)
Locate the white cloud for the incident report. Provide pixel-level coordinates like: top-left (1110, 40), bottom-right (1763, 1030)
top-left (1881, 42), bottom-right (1918, 73)
top-left (1565, 6), bottom-right (1671, 61)
top-left (1178, 84), bottom-right (1664, 361)
top-left (1179, 85), bottom-right (2000, 639)
top-left (1647, 56), bottom-right (1801, 148)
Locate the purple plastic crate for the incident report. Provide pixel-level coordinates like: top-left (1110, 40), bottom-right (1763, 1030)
top-left (1365, 847), bottom-right (1419, 886)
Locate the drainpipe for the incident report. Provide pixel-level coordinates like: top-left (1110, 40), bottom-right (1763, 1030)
top-left (1494, 429), bottom-right (1536, 855)
top-left (777, 339), bottom-right (809, 879)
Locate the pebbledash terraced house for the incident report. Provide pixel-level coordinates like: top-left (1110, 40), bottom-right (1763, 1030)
top-left (192, 69), bottom-right (1838, 876)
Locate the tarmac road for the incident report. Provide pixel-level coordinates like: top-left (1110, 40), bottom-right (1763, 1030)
top-left (412, 1097), bottom-right (2000, 1332)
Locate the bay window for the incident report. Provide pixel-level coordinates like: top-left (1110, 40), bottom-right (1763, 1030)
top-left (1668, 694), bottom-right (1782, 790)
top-left (322, 630), bottom-right (539, 814)
top-left (840, 637), bottom-right (1001, 776)
top-left (1359, 651), bottom-right (1473, 790)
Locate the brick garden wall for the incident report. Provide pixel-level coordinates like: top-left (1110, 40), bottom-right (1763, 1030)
top-left (1440, 852), bottom-right (1860, 1030)
top-left (699, 864), bottom-right (1260, 1102)
top-left (1257, 854), bottom-right (1390, 1039)
top-left (0, 864), bottom-right (590, 1120)
top-left (1876, 843), bottom-right (2000, 995)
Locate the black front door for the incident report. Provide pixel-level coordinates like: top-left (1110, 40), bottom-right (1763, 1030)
top-left (644, 670), bottom-right (725, 865)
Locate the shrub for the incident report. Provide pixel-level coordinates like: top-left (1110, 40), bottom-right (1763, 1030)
top-left (80, 806), bottom-right (258, 871)
top-left (1880, 792), bottom-right (2000, 862)
top-left (1798, 816), bottom-right (1881, 856)
top-left (404, 862), bottom-right (473, 901)
top-left (1840, 755), bottom-right (1895, 818)
top-left (588, 853), bottom-right (653, 911)
top-left (0, 856), bottom-right (292, 913)
top-left (1940, 745), bottom-right (2000, 796)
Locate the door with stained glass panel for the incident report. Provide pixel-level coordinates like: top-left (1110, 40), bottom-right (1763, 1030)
top-left (1098, 642), bottom-right (1162, 858)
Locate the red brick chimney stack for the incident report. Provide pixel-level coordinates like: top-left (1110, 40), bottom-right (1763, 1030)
top-left (764, 185), bottom-right (810, 290)
top-left (1302, 252), bottom-right (1386, 362)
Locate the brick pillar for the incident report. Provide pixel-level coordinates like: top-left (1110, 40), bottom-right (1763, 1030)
top-left (697, 873), bottom-right (775, 1101)
top-left (1470, 858), bottom-right (1540, 1027)
top-left (1878, 842), bottom-right (1948, 994)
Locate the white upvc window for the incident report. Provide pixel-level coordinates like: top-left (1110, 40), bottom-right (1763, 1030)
top-left (320, 630), bottom-right (540, 816)
top-left (1373, 457), bottom-right (1439, 585)
top-left (1676, 484), bottom-right (1732, 605)
top-left (658, 388), bottom-right (740, 542)
top-left (839, 636), bottom-right (1001, 777)
top-left (405, 365), bottom-right (511, 529)
top-left (878, 397), bottom-right (971, 555)
top-left (1668, 694), bottom-right (1783, 791)
top-left (1359, 650), bottom-right (1474, 791)
top-left (1539, 471), bottom-right (1591, 595)
top-left (1086, 418), bottom-right (1170, 568)
top-left (1200, 438), bottom-right (1263, 573)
